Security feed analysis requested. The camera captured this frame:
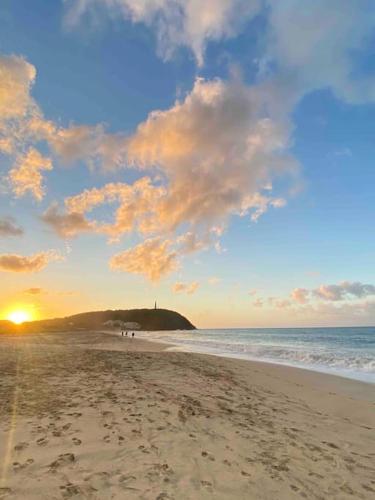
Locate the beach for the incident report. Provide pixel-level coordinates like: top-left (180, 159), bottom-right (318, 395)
top-left (0, 331), bottom-right (374, 499)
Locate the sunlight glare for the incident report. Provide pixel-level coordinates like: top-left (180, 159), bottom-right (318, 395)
top-left (7, 310), bottom-right (31, 325)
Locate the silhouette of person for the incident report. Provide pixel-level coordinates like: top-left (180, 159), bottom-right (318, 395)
top-left (132, 332), bottom-right (135, 338)
top-left (121, 331), bottom-right (123, 337)
top-left (125, 331), bottom-right (128, 337)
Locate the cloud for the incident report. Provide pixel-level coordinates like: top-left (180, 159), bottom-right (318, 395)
top-left (64, 1), bottom-right (375, 107)
top-left (109, 238), bottom-right (178, 281)
top-left (253, 298), bottom-right (263, 308)
top-left (265, 0), bottom-right (375, 105)
top-left (8, 147), bottom-right (52, 200)
top-left (41, 122), bottom-right (128, 170)
top-left (177, 231), bottom-right (210, 254)
top-left (126, 77), bottom-right (295, 233)
top-left (0, 55), bottom-right (41, 157)
top-left (0, 250), bottom-right (62, 273)
top-left (208, 276), bottom-right (221, 285)
top-left (313, 281), bottom-right (375, 302)
top-left (21, 287), bottom-right (77, 296)
top-left (38, 75), bottom-right (294, 280)
top-left (38, 78), bottom-right (294, 282)
top-left (274, 299), bottom-right (291, 309)
top-left (42, 76), bottom-right (293, 256)
top-left (5, 1), bottom-right (375, 282)
top-left (41, 204), bottom-right (96, 238)
top-left (64, 0), bottom-right (262, 66)
top-left (268, 281), bottom-right (375, 310)
top-left (43, 177), bottom-right (165, 240)
top-left (22, 287), bottom-right (45, 295)
top-left (173, 281), bottom-right (199, 294)
top-left (290, 287), bottom-right (309, 304)
top-left (0, 55), bottom-right (36, 121)
top-left (0, 217), bottom-right (23, 237)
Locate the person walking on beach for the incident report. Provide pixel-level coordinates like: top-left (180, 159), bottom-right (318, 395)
top-left (121, 331), bottom-right (123, 337)
top-left (132, 332), bottom-right (135, 338)
top-left (125, 331), bottom-right (128, 337)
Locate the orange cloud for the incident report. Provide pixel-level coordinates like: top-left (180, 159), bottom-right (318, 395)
top-left (126, 77), bottom-right (294, 234)
top-left (0, 55), bottom-right (36, 120)
top-left (110, 238), bottom-right (178, 281)
top-left (22, 287), bottom-right (45, 295)
top-left (0, 250), bottom-right (62, 273)
top-left (173, 281), bottom-right (199, 294)
top-left (290, 287), bottom-right (309, 304)
top-left (9, 147), bottom-right (52, 200)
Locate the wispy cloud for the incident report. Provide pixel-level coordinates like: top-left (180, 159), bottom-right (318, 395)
top-left (22, 287), bottom-right (46, 295)
top-left (21, 287), bottom-right (78, 296)
top-left (173, 281), bottom-right (199, 295)
top-left (64, 0), bottom-right (262, 66)
top-left (64, 0), bottom-right (375, 107)
top-left (0, 217), bottom-right (23, 237)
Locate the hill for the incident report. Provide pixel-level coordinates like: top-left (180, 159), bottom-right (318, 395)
top-left (0, 308), bottom-right (196, 333)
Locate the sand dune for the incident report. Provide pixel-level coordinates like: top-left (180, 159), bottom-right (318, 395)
top-left (0, 331), bottom-right (374, 499)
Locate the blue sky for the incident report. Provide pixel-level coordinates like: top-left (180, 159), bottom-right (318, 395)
top-left (0, 0), bottom-right (374, 327)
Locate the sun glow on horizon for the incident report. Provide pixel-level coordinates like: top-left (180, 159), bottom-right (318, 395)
top-left (7, 310), bottom-right (32, 324)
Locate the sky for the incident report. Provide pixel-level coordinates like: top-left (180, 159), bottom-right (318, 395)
top-left (0, 0), bottom-right (375, 328)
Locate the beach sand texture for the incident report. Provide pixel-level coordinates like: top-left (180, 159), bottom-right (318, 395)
top-left (0, 331), bottom-right (374, 499)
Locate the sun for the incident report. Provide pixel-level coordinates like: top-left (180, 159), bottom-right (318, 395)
top-left (7, 310), bottom-right (32, 325)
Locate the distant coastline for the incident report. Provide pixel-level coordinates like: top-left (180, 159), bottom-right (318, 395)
top-left (0, 308), bottom-right (196, 333)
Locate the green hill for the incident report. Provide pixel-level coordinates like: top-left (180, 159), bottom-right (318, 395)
top-left (0, 308), bottom-right (196, 333)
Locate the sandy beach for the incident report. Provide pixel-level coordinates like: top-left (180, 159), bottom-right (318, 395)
top-left (0, 330), bottom-right (374, 500)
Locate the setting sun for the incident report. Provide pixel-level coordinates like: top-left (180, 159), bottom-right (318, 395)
top-left (7, 310), bottom-right (32, 324)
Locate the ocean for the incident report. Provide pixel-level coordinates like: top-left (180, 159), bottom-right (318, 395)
top-left (136, 326), bottom-right (375, 384)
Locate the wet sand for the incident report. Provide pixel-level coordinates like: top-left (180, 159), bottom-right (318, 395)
top-left (0, 330), bottom-right (374, 499)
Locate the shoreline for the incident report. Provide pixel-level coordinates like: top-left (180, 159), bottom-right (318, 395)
top-left (1, 330), bottom-right (374, 499)
top-left (129, 329), bottom-right (375, 386)
top-left (130, 334), bottom-right (375, 408)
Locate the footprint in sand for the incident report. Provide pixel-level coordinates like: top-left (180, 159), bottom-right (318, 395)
top-left (14, 442), bottom-right (29, 451)
top-left (36, 437), bottom-right (48, 446)
top-left (72, 437), bottom-right (82, 445)
top-left (49, 453), bottom-right (75, 471)
top-left (156, 493), bottom-right (171, 500)
top-left (59, 483), bottom-right (81, 498)
top-left (201, 451), bottom-right (215, 461)
top-left (0, 487), bottom-right (12, 498)
top-left (201, 480), bottom-right (213, 489)
top-left (12, 458), bottom-right (34, 471)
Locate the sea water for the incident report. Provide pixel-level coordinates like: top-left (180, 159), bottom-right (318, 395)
top-left (136, 327), bottom-right (375, 384)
